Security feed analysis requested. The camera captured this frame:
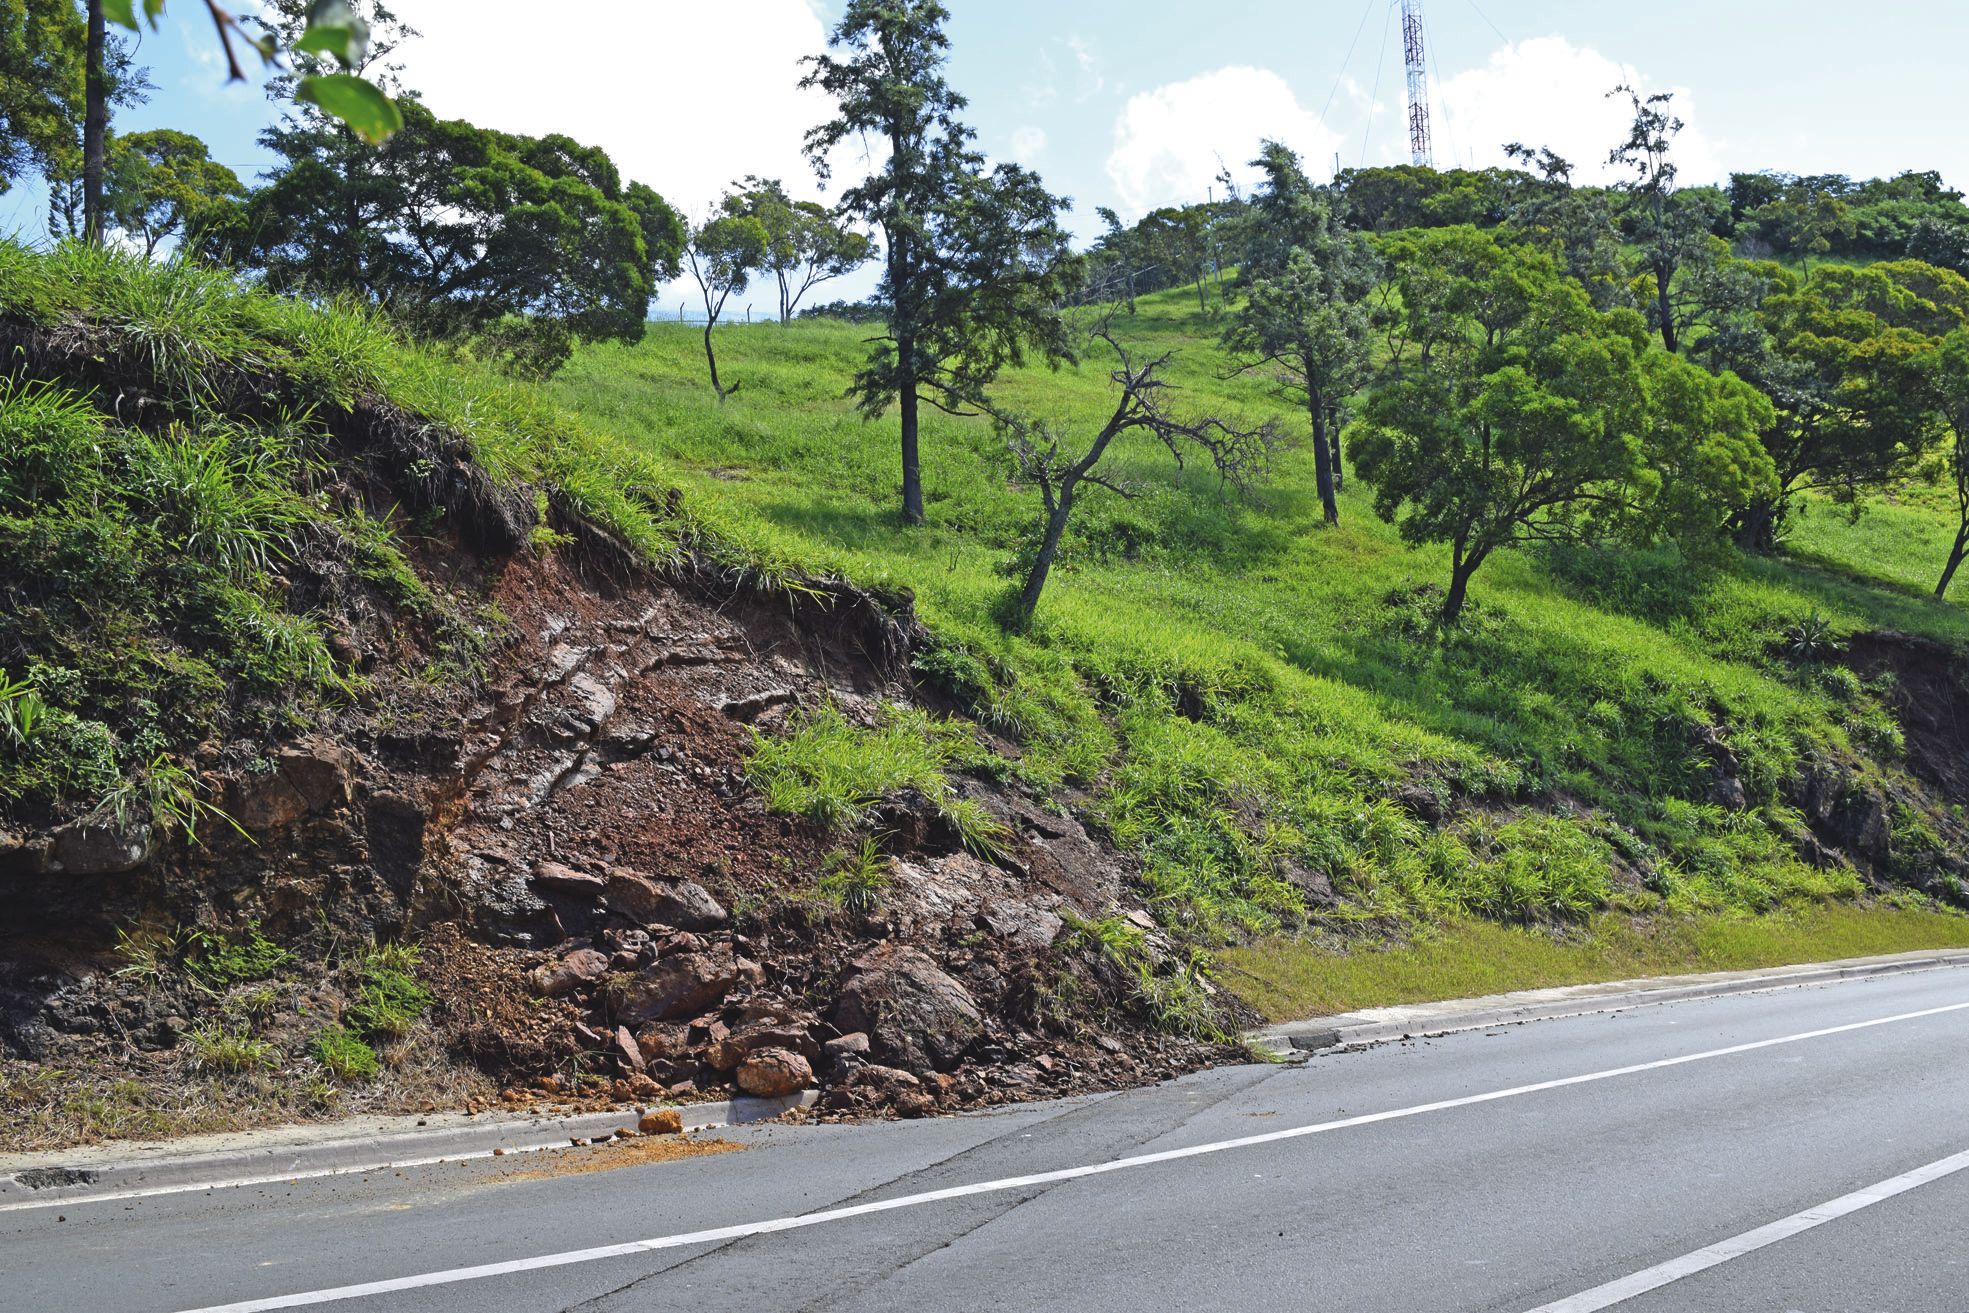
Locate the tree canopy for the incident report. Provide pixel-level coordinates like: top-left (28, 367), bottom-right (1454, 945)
top-left (1354, 228), bottom-right (1774, 621)
top-left (220, 99), bottom-right (683, 375)
top-left (105, 127), bottom-right (244, 255)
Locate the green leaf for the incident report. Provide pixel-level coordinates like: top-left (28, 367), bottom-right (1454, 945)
top-left (295, 74), bottom-right (402, 145)
top-left (295, 1), bottom-right (371, 69)
top-left (103, 0), bottom-right (140, 30)
top-left (143, 0), bottom-right (167, 22)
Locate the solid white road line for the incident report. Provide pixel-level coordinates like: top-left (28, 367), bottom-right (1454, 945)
top-left (159, 996), bottom-right (1969, 1313)
top-left (1521, 1145), bottom-right (1969, 1312)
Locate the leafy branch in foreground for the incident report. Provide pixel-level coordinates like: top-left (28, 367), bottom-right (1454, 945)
top-left (105, 0), bottom-right (402, 143)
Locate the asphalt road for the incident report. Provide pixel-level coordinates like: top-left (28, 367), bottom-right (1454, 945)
top-left (5, 966), bottom-right (1968, 1313)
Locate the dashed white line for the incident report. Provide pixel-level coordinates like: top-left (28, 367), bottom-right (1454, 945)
top-left (163, 997), bottom-right (1969, 1313)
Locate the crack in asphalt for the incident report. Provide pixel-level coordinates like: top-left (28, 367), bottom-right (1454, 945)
top-left (557, 1065), bottom-right (1290, 1312)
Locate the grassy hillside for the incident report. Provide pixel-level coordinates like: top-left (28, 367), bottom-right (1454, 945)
top-left (550, 286), bottom-right (1969, 1011)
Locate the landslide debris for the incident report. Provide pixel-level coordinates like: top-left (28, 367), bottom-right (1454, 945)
top-left (0, 248), bottom-right (1239, 1149)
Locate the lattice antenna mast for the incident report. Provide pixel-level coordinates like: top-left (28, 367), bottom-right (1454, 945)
top-left (1401, 0), bottom-right (1433, 168)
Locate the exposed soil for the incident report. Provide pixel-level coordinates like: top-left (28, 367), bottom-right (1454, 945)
top-left (0, 427), bottom-right (1240, 1150)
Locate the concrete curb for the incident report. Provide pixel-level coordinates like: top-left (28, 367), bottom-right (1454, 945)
top-left (1251, 947), bottom-right (1969, 1058)
top-left (0, 1091), bottom-right (817, 1211)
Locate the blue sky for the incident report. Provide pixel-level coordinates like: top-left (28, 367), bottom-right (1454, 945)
top-left (10, 1), bottom-right (1967, 317)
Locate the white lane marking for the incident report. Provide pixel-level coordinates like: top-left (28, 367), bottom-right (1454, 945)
top-left (158, 997), bottom-right (1969, 1313)
top-left (1522, 1145), bottom-right (1969, 1312)
top-left (0, 1137), bottom-right (619, 1215)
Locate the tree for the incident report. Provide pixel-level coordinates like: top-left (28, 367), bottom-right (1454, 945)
top-left (1139, 205), bottom-right (1212, 312)
top-left (723, 177), bottom-right (870, 324)
top-left (1607, 85), bottom-right (1714, 354)
top-left (989, 320), bottom-right (1280, 624)
top-left (1929, 327), bottom-right (1969, 598)
top-left (227, 99), bottom-right (684, 375)
top-left (1224, 141), bottom-right (1378, 526)
top-left (684, 212), bottom-right (768, 401)
top-left (1697, 260), bottom-right (1961, 549)
top-left (802, 0), bottom-right (1079, 525)
top-left (0, 0), bottom-right (86, 197)
top-left (1353, 233), bottom-right (1771, 622)
top-left (104, 128), bottom-right (244, 255)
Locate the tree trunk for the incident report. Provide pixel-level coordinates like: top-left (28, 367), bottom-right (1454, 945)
top-left (1654, 263), bottom-right (1678, 354)
top-left (897, 336), bottom-right (924, 525)
top-left (1308, 387), bottom-right (1339, 526)
top-left (1328, 400), bottom-right (1344, 493)
top-left (702, 323), bottom-right (734, 401)
top-left (1195, 276), bottom-right (1206, 313)
top-left (82, 0), bottom-right (106, 245)
top-left (1735, 497), bottom-right (1779, 554)
top-left (1442, 542), bottom-right (1482, 624)
top-left (1016, 495), bottom-right (1073, 623)
top-left (1939, 520), bottom-right (1969, 600)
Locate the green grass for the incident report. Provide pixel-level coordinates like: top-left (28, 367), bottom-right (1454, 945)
top-left (311, 1025), bottom-right (381, 1082)
top-left (9, 239), bottom-right (1967, 1029)
top-left (547, 291), bottom-right (1967, 948)
top-left (1223, 903), bottom-right (1969, 1021)
top-left (342, 943), bottom-right (432, 1042)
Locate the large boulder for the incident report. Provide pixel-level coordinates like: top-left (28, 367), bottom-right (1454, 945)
top-left (227, 739), bottom-right (357, 832)
top-left (833, 945), bottom-right (981, 1074)
top-left (736, 1047), bottom-right (813, 1098)
top-left (46, 819), bottom-right (151, 875)
top-left (528, 948), bottom-right (610, 998)
top-left (616, 947), bottom-right (743, 1024)
top-left (603, 868), bottom-right (728, 931)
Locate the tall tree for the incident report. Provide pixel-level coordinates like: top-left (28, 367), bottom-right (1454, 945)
top-left (723, 177), bottom-right (870, 324)
top-left (1607, 86), bottom-right (1712, 354)
top-left (1224, 140), bottom-right (1378, 526)
top-left (684, 212), bottom-right (769, 400)
top-left (801, 0), bottom-right (1079, 525)
top-left (0, 0), bottom-right (86, 197)
top-left (82, 0), bottom-right (105, 241)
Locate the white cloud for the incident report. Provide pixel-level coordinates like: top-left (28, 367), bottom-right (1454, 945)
top-left (400, 0), bottom-right (857, 313)
top-left (1009, 125), bottom-right (1047, 164)
top-left (1433, 36), bottom-right (1723, 186)
top-left (1105, 66), bottom-right (1343, 217)
top-left (401, 2), bottom-right (847, 217)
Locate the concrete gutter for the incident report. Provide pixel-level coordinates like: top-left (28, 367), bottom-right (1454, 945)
top-left (0, 1091), bottom-right (816, 1212)
top-left (1251, 947), bottom-right (1969, 1057)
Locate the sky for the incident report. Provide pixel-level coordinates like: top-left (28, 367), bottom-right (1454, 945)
top-left (10, 0), bottom-right (1968, 317)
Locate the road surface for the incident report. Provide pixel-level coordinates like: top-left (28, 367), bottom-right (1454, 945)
top-left (5, 965), bottom-right (1967, 1312)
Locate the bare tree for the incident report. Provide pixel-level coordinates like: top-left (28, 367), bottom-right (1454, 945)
top-left (990, 321), bottom-right (1281, 625)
